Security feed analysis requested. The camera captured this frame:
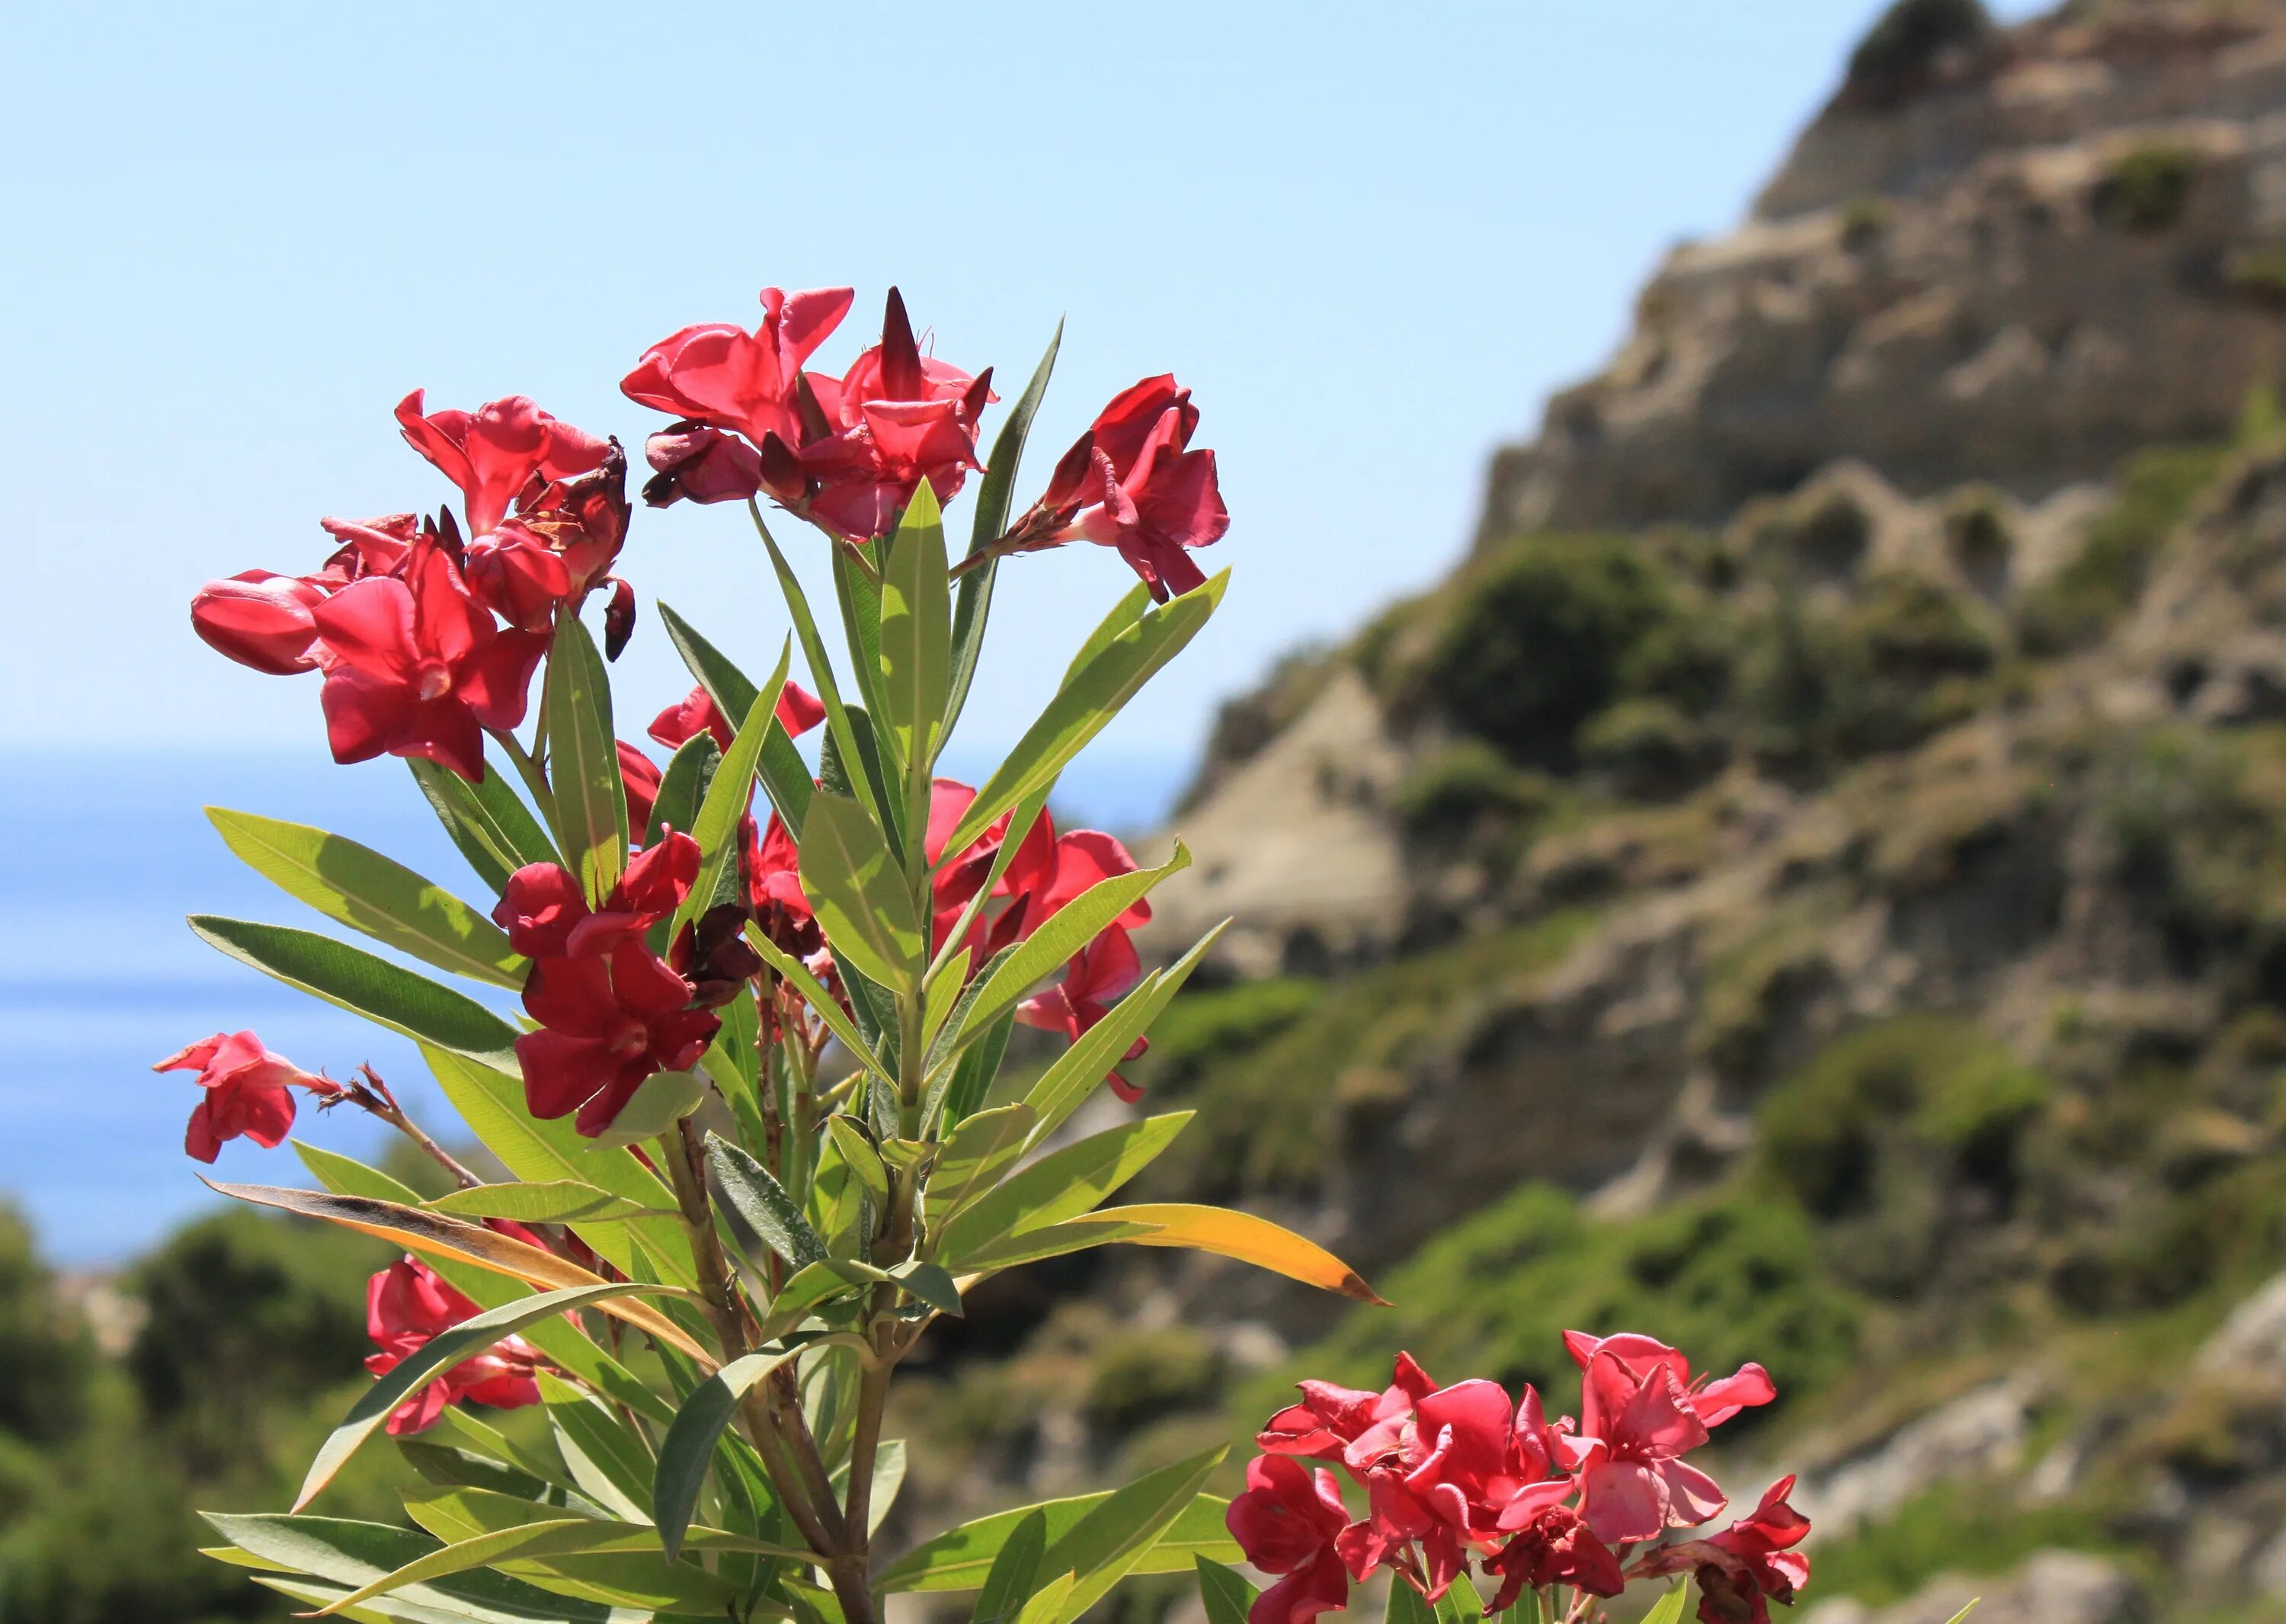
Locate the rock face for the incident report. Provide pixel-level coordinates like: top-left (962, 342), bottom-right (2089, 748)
top-left (1478, 2), bottom-right (2286, 537)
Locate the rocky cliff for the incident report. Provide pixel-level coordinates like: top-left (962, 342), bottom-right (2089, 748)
top-left (897, 7), bottom-right (2286, 1624)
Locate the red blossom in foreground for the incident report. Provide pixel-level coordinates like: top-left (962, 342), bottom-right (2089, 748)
top-left (1226, 1456), bottom-right (1353, 1624)
top-left (1236, 1343), bottom-right (1807, 1624)
top-left (623, 285), bottom-right (855, 502)
top-left (189, 572), bottom-right (331, 674)
top-left (1016, 927), bottom-right (1148, 1100)
top-left (312, 537), bottom-right (549, 782)
top-left (518, 942), bottom-right (719, 1135)
top-left (363, 1257), bottom-right (543, 1435)
top-left (1018, 373), bottom-right (1228, 601)
top-left (152, 1031), bottom-right (341, 1163)
top-left (1631, 1477), bottom-right (1813, 1624)
top-left (797, 289), bottom-right (994, 538)
top-left (497, 834), bottom-right (719, 1134)
top-left (395, 390), bottom-right (610, 539)
top-left (624, 283), bottom-right (994, 540)
top-left (648, 681), bottom-right (826, 754)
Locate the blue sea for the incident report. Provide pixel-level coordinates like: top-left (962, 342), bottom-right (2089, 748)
top-left (0, 746), bottom-right (1189, 1267)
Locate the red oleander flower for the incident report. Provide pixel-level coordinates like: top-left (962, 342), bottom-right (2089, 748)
top-left (1561, 1331), bottom-right (1777, 1429)
top-left (395, 390), bottom-right (610, 539)
top-left (461, 444), bottom-right (636, 633)
top-left (1260, 1353), bottom-right (1438, 1463)
top-left (363, 1257), bottom-right (543, 1435)
top-left (1333, 1462), bottom-right (1468, 1603)
top-left (623, 286), bottom-right (856, 496)
top-left (516, 940), bottom-right (720, 1135)
top-left (797, 289), bottom-right (994, 539)
top-left (648, 681), bottom-right (826, 753)
top-left (1226, 1456), bottom-right (1353, 1624)
top-left (750, 809), bottom-right (821, 956)
top-left (1016, 927), bottom-right (1148, 1100)
top-left (1630, 1478), bottom-right (1812, 1624)
top-left (492, 831), bottom-right (701, 960)
top-left (152, 1031), bottom-right (341, 1163)
top-left (619, 742), bottom-right (664, 845)
top-left (641, 421), bottom-right (767, 508)
top-left (316, 512), bottom-right (421, 581)
top-left (1020, 373), bottom-right (1228, 601)
top-left (1482, 1505), bottom-right (1625, 1612)
top-left (190, 571), bottom-right (331, 674)
top-left (1572, 1346), bottom-right (1727, 1545)
top-left (311, 535), bottom-right (548, 783)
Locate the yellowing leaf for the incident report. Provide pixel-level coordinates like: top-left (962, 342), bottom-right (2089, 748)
top-left (1068, 1203), bottom-right (1387, 1305)
top-left (204, 1178), bottom-right (712, 1360)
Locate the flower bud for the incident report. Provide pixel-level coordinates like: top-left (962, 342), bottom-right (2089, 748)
top-left (190, 570), bottom-right (329, 674)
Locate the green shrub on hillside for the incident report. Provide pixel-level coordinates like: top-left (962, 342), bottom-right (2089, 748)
top-left (1258, 1183), bottom-right (1859, 1424)
top-left (1846, 0), bottom-right (1992, 105)
top-left (0, 1205), bottom-right (90, 1449)
top-left (1392, 740), bottom-right (1554, 844)
top-left (2021, 444), bottom-right (2229, 653)
top-left (2095, 143), bottom-right (2199, 233)
top-left (1409, 534), bottom-right (1677, 769)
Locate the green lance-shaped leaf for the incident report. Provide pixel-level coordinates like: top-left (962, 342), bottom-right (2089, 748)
top-left (188, 915), bottom-right (520, 1070)
top-left (706, 1133), bottom-right (828, 1271)
top-left (834, 541), bottom-right (894, 768)
top-left (1196, 1558), bottom-right (1260, 1624)
top-left (938, 1114), bottom-right (1193, 1271)
top-left (203, 1513), bottom-right (603, 1622)
top-left (645, 731), bottom-right (717, 848)
top-left (1022, 922), bottom-right (1227, 1149)
top-left (302, 1516), bottom-right (768, 1619)
top-left (741, 924), bottom-right (893, 1087)
top-left (207, 809), bottom-right (525, 988)
top-left (1043, 1446), bottom-right (1230, 1622)
top-left (292, 1145), bottom-right (670, 1424)
top-left (1018, 1574), bottom-right (1079, 1624)
top-left (947, 320), bottom-right (1062, 738)
top-left (1639, 1585), bottom-right (1692, 1624)
top-left (879, 479), bottom-right (952, 777)
top-left (753, 1258), bottom-right (891, 1343)
top-left (422, 1047), bottom-right (691, 1288)
top-left (924, 1102), bottom-right (1035, 1228)
top-left (824, 1116), bottom-right (890, 1205)
top-left (753, 504), bottom-right (887, 828)
top-left (424, 1182), bottom-right (673, 1225)
top-left (799, 790), bottom-right (926, 995)
top-left (656, 600), bottom-right (815, 835)
top-left (676, 641), bottom-right (790, 937)
top-left (937, 570), bottom-right (1228, 857)
top-left (942, 1006), bottom-right (1017, 1134)
top-left (408, 756), bottom-right (560, 895)
top-left (543, 613), bottom-right (629, 905)
top-left (652, 1344), bottom-right (818, 1559)
top-left (1060, 582), bottom-right (1152, 688)
top-left (882, 1488), bottom-right (1239, 1594)
top-left (970, 1510), bottom-right (1049, 1624)
top-left (950, 841), bottom-right (1190, 1046)
top-left (892, 1259), bottom-right (964, 1317)
top-left (1388, 1574), bottom-right (1434, 1624)
top-left (540, 1373), bottom-right (655, 1524)
top-left (292, 1282), bottom-right (688, 1511)
top-left (395, 1439), bottom-right (568, 1507)
top-left (1431, 1571), bottom-right (1487, 1624)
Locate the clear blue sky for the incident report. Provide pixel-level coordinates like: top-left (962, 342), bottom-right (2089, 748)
top-left (3, 1), bottom-right (2046, 774)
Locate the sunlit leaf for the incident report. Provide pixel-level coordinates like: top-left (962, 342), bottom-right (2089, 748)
top-left (880, 1488), bottom-right (1238, 1594)
top-left (543, 613), bottom-right (628, 905)
top-left (1068, 1203), bottom-right (1386, 1304)
top-left (207, 809), bottom-right (525, 988)
top-left (408, 756), bottom-right (559, 896)
top-left (188, 915), bottom-right (520, 1071)
top-left (879, 479), bottom-right (952, 778)
top-left (799, 790), bottom-right (924, 995)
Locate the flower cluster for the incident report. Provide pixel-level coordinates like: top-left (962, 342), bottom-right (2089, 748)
top-left (493, 831), bottom-right (728, 1135)
top-left (624, 285), bottom-right (1228, 598)
top-left (363, 1255), bottom-right (545, 1435)
top-left (1228, 1337), bottom-right (1807, 1624)
top-left (189, 392), bottom-right (627, 780)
